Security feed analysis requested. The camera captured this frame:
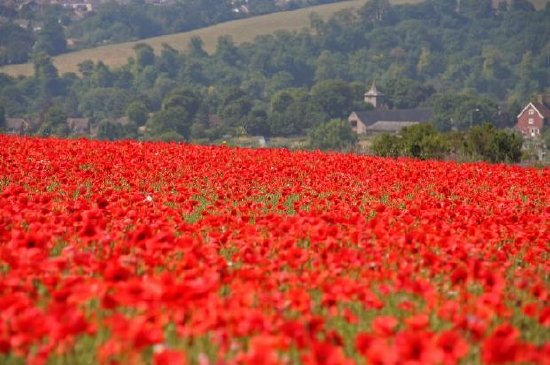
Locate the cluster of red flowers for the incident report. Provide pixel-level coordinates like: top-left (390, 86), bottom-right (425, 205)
top-left (0, 135), bottom-right (548, 365)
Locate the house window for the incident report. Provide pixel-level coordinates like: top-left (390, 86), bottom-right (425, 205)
top-left (350, 120), bottom-right (357, 128)
top-left (529, 109), bottom-right (534, 115)
top-left (528, 118), bottom-right (534, 124)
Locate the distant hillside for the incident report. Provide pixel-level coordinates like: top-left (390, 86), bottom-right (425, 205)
top-left (0, 0), bottom-right (420, 77)
top-left (496, 0), bottom-right (548, 8)
top-left (0, 0), bottom-right (547, 77)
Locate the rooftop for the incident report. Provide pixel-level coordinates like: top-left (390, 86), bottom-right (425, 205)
top-left (351, 108), bottom-right (434, 125)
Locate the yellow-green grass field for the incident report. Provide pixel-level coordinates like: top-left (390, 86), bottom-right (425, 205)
top-left (0, 0), bottom-right (420, 77)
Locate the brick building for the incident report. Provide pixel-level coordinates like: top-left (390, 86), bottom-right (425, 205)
top-left (515, 96), bottom-right (550, 138)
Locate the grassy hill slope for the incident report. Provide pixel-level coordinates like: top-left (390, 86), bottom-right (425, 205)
top-left (0, 0), bottom-right (418, 77)
top-left (0, 0), bottom-right (546, 77)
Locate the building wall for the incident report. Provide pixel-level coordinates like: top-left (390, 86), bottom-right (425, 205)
top-left (348, 114), bottom-right (367, 134)
top-left (516, 105), bottom-right (544, 138)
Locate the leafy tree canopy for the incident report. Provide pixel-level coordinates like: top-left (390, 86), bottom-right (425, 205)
top-left (309, 118), bottom-right (357, 151)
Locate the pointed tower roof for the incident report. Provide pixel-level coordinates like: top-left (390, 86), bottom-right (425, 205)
top-left (364, 80), bottom-right (384, 97)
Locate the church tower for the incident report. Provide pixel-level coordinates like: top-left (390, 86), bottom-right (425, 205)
top-left (364, 81), bottom-right (386, 109)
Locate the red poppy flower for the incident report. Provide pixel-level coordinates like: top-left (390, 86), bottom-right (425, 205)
top-left (153, 349), bottom-right (187, 365)
top-left (482, 324), bottom-right (520, 364)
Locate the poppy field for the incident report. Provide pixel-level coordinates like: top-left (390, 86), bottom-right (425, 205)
top-left (0, 135), bottom-right (548, 365)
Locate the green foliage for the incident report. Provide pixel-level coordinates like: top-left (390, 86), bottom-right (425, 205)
top-left (157, 44), bottom-right (182, 78)
top-left (243, 107), bottom-right (270, 136)
top-left (38, 105), bottom-right (69, 137)
top-left (511, 0), bottom-right (537, 11)
top-left (1, 0), bottom-right (550, 142)
top-left (126, 102), bottom-right (149, 126)
top-left (542, 127), bottom-right (550, 148)
top-left (60, 0), bottom-right (335, 52)
top-left (78, 88), bottom-right (130, 120)
top-left (372, 122), bottom-right (523, 163)
top-left (381, 77), bottom-right (434, 109)
top-left (464, 123), bottom-right (523, 163)
top-left (310, 79), bottom-right (354, 119)
top-left (432, 93), bottom-right (500, 131)
top-left (215, 36), bottom-right (240, 67)
top-left (359, 0), bottom-right (392, 25)
top-left (163, 88), bottom-right (201, 116)
top-left (34, 19), bottom-right (67, 56)
top-left (90, 62), bottom-right (114, 88)
top-left (0, 23), bottom-right (35, 65)
top-left (32, 53), bottom-right (65, 101)
top-left (154, 130), bottom-right (185, 142)
top-left (309, 118), bottom-right (357, 151)
top-left (372, 133), bottom-right (401, 157)
top-left (189, 36), bottom-right (208, 58)
top-left (400, 124), bottom-right (449, 159)
top-left (0, 105), bottom-right (5, 131)
top-left (97, 119), bottom-right (138, 141)
top-left (460, 0), bottom-right (494, 18)
top-left (97, 119), bottom-right (124, 141)
top-left (372, 124), bottom-right (448, 160)
top-left (269, 88), bottom-right (328, 136)
top-left (218, 87), bottom-right (253, 128)
top-left (146, 107), bottom-right (192, 140)
top-left (189, 121), bottom-right (209, 140)
top-left (133, 43), bottom-right (155, 69)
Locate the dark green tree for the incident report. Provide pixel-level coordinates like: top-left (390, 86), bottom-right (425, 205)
top-left (146, 107), bottom-right (191, 139)
top-left (78, 60), bottom-right (95, 78)
top-left (97, 119), bottom-right (124, 141)
top-left (269, 88), bottom-right (328, 136)
top-left (381, 77), bottom-right (434, 109)
top-left (157, 44), bottom-right (181, 78)
top-left (432, 93), bottom-right (499, 131)
top-left (310, 79), bottom-right (354, 119)
top-left (372, 124), bottom-right (449, 160)
top-left (32, 52), bottom-right (64, 100)
top-left (218, 87), bottom-right (252, 128)
top-left (154, 130), bottom-right (186, 142)
top-left (465, 123), bottom-right (522, 163)
top-left (0, 105), bottom-right (5, 131)
top-left (126, 101), bottom-right (149, 126)
top-left (78, 88), bottom-right (130, 120)
top-left (309, 118), bottom-right (357, 151)
top-left (399, 124), bottom-right (449, 160)
top-left (91, 61), bottom-right (114, 88)
top-left (460, 0), bottom-right (493, 18)
top-left (0, 23), bottom-right (35, 65)
top-left (189, 36), bottom-right (208, 58)
top-left (162, 88), bottom-right (201, 117)
top-left (372, 133), bottom-right (401, 157)
top-left (38, 105), bottom-right (69, 137)
top-left (215, 36), bottom-right (240, 66)
top-left (359, 0), bottom-right (392, 24)
top-left (34, 19), bottom-right (67, 56)
top-left (510, 0), bottom-right (535, 12)
top-left (243, 107), bottom-right (270, 136)
top-left (133, 43), bottom-right (155, 69)
top-left (542, 128), bottom-right (550, 150)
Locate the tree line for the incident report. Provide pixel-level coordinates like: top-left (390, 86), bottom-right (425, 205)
top-left (0, 0), bottom-right (347, 65)
top-left (0, 0), bottom-right (549, 162)
top-left (371, 123), bottom-right (524, 163)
